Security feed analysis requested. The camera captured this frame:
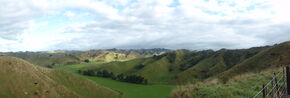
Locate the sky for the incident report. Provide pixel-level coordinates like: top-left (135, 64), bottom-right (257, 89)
top-left (0, 0), bottom-right (290, 52)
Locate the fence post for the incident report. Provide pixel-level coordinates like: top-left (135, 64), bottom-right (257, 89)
top-left (287, 66), bottom-right (290, 95)
top-left (284, 67), bottom-right (287, 95)
top-left (262, 84), bottom-right (266, 98)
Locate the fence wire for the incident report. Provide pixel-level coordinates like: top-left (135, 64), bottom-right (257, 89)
top-left (253, 68), bottom-right (287, 98)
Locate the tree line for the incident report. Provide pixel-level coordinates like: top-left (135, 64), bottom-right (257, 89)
top-left (78, 69), bottom-right (148, 84)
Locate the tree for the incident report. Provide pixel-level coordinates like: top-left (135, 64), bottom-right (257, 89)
top-left (84, 59), bottom-right (90, 63)
top-left (96, 71), bottom-right (103, 77)
top-left (79, 69), bottom-right (148, 84)
top-left (116, 74), bottom-right (125, 81)
top-left (102, 70), bottom-right (110, 77)
top-left (82, 69), bottom-right (95, 76)
top-left (144, 80), bottom-right (148, 84)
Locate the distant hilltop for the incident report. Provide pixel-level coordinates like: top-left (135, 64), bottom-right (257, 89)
top-left (0, 48), bottom-right (171, 67)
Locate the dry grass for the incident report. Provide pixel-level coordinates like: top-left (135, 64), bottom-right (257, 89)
top-left (169, 85), bottom-right (194, 98)
top-left (227, 67), bottom-right (280, 83)
top-left (169, 67), bottom-right (282, 98)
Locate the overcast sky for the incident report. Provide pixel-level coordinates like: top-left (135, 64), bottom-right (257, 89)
top-left (0, 0), bottom-right (290, 52)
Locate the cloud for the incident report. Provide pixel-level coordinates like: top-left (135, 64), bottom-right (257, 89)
top-left (64, 11), bottom-right (76, 18)
top-left (0, 0), bottom-right (290, 51)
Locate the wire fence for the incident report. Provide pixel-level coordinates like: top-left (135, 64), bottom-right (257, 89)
top-left (253, 67), bottom-right (287, 98)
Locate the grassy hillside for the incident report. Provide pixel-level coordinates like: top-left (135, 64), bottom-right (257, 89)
top-left (54, 63), bottom-right (175, 98)
top-left (80, 47), bottom-right (271, 84)
top-left (170, 69), bottom-right (279, 98)
top-left (3, 41), bottom-right (290, 98)
top-left (0, 56), bottom-right (121, 98)
top-left (175, 46), bottom-right (269, 84)
top-left (169, 41), bottom-right (290, 97)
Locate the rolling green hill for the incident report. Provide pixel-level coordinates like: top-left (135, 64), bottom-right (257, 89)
top-left (0, 56), bottom-right (121, 98)
top-left (54, 63), bottom-right (175, 98)
top-left (79, 49), bottom-right (216, 84)
top-left (3, 41), bottom-right (290, 98)
top-left (79, 43), bottom-right (276, 85)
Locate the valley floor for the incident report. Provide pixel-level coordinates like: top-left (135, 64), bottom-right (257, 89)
top-left (54, 63), bottom-right (175, 98)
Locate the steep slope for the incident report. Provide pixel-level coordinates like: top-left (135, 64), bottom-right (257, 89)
top-left (175, 46), bottom-right (268, 84)
top-left (168, 42), bottom-right (290, 97)
top-left (218, 41), bottom-right (290, 82)
top-left (0, 56), bottom-right (120, 98)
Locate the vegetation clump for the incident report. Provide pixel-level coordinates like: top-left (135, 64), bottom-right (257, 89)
top-left (79, 69), bottom-right (148, 84)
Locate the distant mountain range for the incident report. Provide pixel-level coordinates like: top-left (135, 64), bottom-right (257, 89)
top-left (0, 48), bottom-right (170, 67)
